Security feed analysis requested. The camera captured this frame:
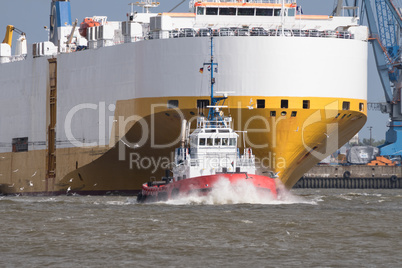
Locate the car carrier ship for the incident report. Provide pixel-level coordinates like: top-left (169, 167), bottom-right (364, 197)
top-left (0, 0), bottom-right (368, 195)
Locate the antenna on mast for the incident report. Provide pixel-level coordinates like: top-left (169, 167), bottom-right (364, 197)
top-left (129, 1), bottom-right (160, 14)
top-left (201, 30), bottom-right (228, 122)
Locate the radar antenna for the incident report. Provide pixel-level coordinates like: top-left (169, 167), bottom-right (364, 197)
top-left (129, 1), bottom-right (160, 14)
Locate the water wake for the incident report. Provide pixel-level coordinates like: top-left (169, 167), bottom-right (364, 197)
top-left (164, 178), bottom-right (316, 205)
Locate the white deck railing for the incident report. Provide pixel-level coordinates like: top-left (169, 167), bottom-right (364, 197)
top-left (163, 28), bottom-right (353, 40)
top-left (191, 0), bottom-right (294, 4)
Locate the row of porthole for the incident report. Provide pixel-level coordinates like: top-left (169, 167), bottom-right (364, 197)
top-left (166, 99), bottom-right (365, 112)
top-left (167, 99), bottom-right (310, 110)
top-left (263, 100), bottom-right (365, 112)
top-left (257, 99), bottom-right (310, 109)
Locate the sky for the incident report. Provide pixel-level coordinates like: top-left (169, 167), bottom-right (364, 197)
top-left (0, 0), bottom-right (389, 142)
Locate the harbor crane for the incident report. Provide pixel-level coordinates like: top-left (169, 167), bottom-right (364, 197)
top-left (362, 0), bottom-right (402, 157)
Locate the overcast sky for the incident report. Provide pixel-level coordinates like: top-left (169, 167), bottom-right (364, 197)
top-left (0, 0), bottom-right (389, 141)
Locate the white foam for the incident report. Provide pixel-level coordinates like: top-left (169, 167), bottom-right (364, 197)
top-left (164, 177), bottom-right (315, 205)
top-left (106, 201), bottom-right (127, 206)
top-left (276, 190), bottom-right (319, 205)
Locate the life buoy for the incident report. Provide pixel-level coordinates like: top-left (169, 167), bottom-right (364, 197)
top-left (391, 175), bottom-right (398, 182)
top-left (343, 171), bottom-right (351, 179)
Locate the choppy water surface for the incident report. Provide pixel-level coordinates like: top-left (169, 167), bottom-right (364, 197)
top-left (1, 189), bottom-right (402, 267)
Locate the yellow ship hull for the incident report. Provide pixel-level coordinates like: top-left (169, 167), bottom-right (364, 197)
top-left (0, 95), bottom-right (366, 195)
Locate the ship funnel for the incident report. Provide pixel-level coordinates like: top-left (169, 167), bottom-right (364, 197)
top-left (49, 0), bottom-right (72, 47)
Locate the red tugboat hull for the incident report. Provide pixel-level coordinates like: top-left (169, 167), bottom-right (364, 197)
top-left (138, 173), bottom-right (277, 203)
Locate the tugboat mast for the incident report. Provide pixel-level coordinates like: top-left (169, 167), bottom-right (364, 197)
top-left (205, 31), bottom-right (227, 121)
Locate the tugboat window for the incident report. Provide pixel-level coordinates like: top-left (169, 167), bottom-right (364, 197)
top-left (342, 101), bottom-right (350, 110)
top-left (199, 138), bottom-right (206, 146)
top-left (222, 138), bottom-right (228, 146)
top-left (274, 9), bottom-right (281, 16)
top-left (206, 8), bottom-right (218, 15)
top-left (220, 8), bottom-right (236, 16)
top-left (197, 7), bottom-right (204, 15)
top-left (214, 138), bottom-right (221, 145)
top-left (207, 138), bottom-right (213, 146)
top-left (256, 9), bottom-right (273, 16)
top-left (238, 8), bottom-right (255, 16)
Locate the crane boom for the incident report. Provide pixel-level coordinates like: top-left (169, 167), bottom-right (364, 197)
top-left (363, 0), bottom-right (393, 102)
top-left (363, 0), bottom-right (402, 156)
top-left (2, 25), bottom-right (25, 47)
top-left (383, 0), bottom-right (402, 27)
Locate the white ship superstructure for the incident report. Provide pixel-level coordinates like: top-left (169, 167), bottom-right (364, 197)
top-left (174, 116), bottom-right (257, 180)
top-left (0, 0), bottom-right (368, 195)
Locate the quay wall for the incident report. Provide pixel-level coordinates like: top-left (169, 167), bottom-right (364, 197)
top-left (294, 165), bottom-right (402, 189)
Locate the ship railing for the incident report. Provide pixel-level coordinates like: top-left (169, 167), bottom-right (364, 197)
top-left (132, 27), bottom-right (354, 46)
top-left (189, 152), bottom-right (237, 167)
top-left (197, 117), bottom-right (232, 129)
top-left (188, 150), bottom-right (255, 168)
top-left (164, 28), bottom-right (354, 40)
top-left (237, 157), bottom-right (255, 167)
top-left (187, 153), bottom-right (255, 169)
top-left (191, 0), bottom-right (293, 4)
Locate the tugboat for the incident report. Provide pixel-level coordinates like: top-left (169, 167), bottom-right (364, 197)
top-left (137, 33), bottom-right (277, 203)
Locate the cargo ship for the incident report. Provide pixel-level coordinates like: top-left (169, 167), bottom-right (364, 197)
top-left (0, 0), bottom-right (368, 195)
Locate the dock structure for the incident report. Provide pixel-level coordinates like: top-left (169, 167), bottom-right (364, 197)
top-left (295, 165), bottom-right (402, 189)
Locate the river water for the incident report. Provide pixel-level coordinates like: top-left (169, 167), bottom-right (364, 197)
top-left (1, 189), bottom-right (401, 267)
